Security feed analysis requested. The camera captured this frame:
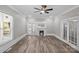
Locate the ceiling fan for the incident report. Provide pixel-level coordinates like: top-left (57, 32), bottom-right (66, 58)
top-left (34, 5), bottom-right (53, 14)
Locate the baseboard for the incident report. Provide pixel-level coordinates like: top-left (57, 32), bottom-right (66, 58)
top-left (53, 34), bottom-right (79, 51)
top-left (0, 33), bottom-right (27, 53)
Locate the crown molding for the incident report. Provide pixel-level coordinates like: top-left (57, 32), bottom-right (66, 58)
top-left (7, 5), bottom-right (24, 16)
top-left (58, 6), bottom-right (79, 16)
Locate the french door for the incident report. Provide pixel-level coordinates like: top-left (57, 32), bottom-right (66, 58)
top-left (63, 20), bottom-right (78, 46)
top-left (69, 21), bottom-right (77, 45)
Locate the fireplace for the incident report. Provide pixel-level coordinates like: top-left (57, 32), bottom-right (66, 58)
top-left (39, 30), bottom-right (44, 36)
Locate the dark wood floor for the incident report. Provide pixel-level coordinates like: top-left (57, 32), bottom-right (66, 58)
top-left (6, 35), bottom-right (78, 53)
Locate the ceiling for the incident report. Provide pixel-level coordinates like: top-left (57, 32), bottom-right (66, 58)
top-left (8, 5), bottom-right (76, 18)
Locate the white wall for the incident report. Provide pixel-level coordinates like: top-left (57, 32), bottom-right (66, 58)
top-left (13, 15), bottom-right (26, 39)
top-left (45, 18), bottom-right (54, 35)
top-left (51, 16), bottom-right (61, 37)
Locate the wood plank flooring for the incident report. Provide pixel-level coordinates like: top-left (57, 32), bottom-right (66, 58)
top-left (6, 35), bottom-right (79, 53)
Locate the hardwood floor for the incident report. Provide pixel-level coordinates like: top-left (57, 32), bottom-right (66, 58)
top-left (6, 35), bottom-right (79, 53)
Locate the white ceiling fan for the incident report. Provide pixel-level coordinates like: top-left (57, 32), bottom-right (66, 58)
top-left (34, 5), bottom-right (53, 14)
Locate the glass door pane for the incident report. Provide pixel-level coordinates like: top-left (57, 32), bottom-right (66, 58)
top-left (63, 22), bottom-right (67, 40)
top-left (74, 22), bottom-right (77, 45)
top-left (69, 21), bottom-right (77, 45)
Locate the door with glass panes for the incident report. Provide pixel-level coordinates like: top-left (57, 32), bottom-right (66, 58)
top-left (69, 21), bottom-right (77, 46)
top-left (63, 21), bottom-right (68, 41)
top-left (63, 20), bottom-right (78, 46)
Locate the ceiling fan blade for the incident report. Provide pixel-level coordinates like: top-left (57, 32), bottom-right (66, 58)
top-left (45, 8), bottom-right (53, 11)
top-left (45, 11), bottom-right (49, 14)
top-left (34, 8), bottom-right (41, 10)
